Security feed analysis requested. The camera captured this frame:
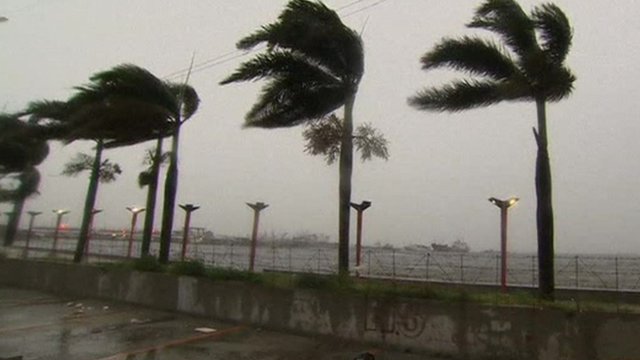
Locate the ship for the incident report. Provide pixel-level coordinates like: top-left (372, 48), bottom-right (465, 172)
top-left (430, 239), bottom-right (470, 253)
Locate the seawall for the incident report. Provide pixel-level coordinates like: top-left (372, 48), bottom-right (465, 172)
top-left (1, 258), bottom-right (638, 360)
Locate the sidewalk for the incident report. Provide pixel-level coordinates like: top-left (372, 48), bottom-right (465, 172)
top-left (0, 287), bottom-right (435, 360)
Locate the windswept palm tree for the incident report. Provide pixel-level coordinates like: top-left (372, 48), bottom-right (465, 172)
top-left (408, 0), bottom-right (575, 298)
top-left (220, 0), bottom-right (364, 274)
top-left (0, 113), bottom-right (49, 246)
top-left (24, 64), bottom-right (186, 262)
top-left (157, 82), bottom-right (199, 263)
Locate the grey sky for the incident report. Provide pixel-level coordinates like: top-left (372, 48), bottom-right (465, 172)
top-left (1, 0), bottom-right (639, 254)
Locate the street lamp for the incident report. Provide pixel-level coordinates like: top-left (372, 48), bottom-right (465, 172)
top-left (488, 196), bottom-right (519, 292)
top-left (52, 209), bottom-right (70, 251)
top-left (126, 207), bottom-right (145, 258)
top-left (247, 202), bottom-right (269, 272)
top-left (350, 200), bottom-right (372, 275)
top-left (179, 204), bottom-right (200, 261)
top-left (24, 211), bottom-right (42, 255)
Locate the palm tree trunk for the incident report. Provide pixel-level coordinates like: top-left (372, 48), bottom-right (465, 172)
top-left (3, 197), bottom-right (25, 246)
top-left (74, 139), bottom-right (104, 263)
top-left (140, 136), bottom-right (163, 256)
top-left (338, 94), bottom-right (356, 275)
top-left (534, 98), bottom-right (555, 299)
top-left (159, 126), bottom-right (180, 263)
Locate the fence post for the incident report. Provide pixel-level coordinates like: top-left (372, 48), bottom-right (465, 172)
top-left (426, 253), bottom-right (430, 281)
top-left (495, 254), bottom-right (500, 285)
top-left (460, 254), bottom-right (465, 283)
top-left (367, 250), bottom-right (371, 276)
top-left (615, 256), bottom-right (619, 291)
top-left (211, 243), bottom-right (216, 266)
top-left (392, 249), bottom-right (397, 280)
top-left (531, 255), bottom-right (536, 287)
top-left (230, 242), bottom-right (235, 269)
top-left (574, 256), bottom-right (579, 288)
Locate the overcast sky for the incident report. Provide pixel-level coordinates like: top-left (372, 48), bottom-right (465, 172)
top-left (2, 0), bottom-right (640, 254)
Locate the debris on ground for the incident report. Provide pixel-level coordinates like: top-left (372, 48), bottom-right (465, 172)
top-left (130, 318), bottom-right (151, 324)
top-left (194, 327), bottom-right (217, 333)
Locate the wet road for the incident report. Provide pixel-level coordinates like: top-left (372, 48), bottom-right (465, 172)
top-left (0, 287), bottom-right (435, 360)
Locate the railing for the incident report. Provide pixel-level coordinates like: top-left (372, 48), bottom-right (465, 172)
top-left (9, 236), bottom-right (640, 292)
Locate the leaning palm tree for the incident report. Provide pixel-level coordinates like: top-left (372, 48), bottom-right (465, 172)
top-left (138, 146), bottom-right (169, 256)
top-left (0, 113), bottom-right (49, 246)
top-left (24, 64), bottom-right (183, 262)
top-left (157, 82), bottom-right (199, 263)
top-left (220, 0), bottom-right (364, 274)
top-left (408, 0), bottom-right (575, 298)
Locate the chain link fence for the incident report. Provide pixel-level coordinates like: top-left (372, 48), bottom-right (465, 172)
top-left (10, 233), bottom-right (640, 292)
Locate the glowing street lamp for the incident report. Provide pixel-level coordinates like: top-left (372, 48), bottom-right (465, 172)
top-left (25, 211), bottom-right (42, 253)
top-left (52, 209), bottom-right (70, 251)
top-left (247, 202), bottom-right (269, 272)
top-left (179, 204), bottom-right (200, 261)
top-left (350, 201), bottom-right (372, 274)
top-left (489, 197), bottom-right (519, 292)
top-left (126, 207), bottom-right (145, 258)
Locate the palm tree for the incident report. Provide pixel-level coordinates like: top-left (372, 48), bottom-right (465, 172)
top-left (138, 146), bottom-right (169, 256)
top-left (62, 153), bottom-right (122, 183)
top-left (0, 113), bottom-right (49, 246)
top-left (303, 114), bottom-right (389, 164)
top-left (157, 83), bottom-right (199, 264)
top-left (408, 0), bottom-right (575, 298)
top-left (220, 0), bottom-right (364, 274)
top-left (24, 64), bottom-right (185, 262)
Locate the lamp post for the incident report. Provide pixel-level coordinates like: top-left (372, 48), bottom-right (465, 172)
top-left (247, 202), bottom-right (269, 272)
top-left (488, 197), bottom-right (519, 292)
top-left (85, 209), bottom-right (102, 257)
top-left (52, 209), bottom-right (70, 251)
top-left (126, 207), bottom-right (145, 258)
top-left (179, 204), bottom-right (200, 261)
top-left (25, 211), bottom-right (42, 254)
top-left (350, 201), bottom-right (372, 273)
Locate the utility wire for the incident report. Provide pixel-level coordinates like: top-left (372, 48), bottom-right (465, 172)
top-left (163, 0), bottom-right (390, 81)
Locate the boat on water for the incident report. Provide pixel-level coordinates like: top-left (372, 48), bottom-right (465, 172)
top-left (430, 239), bottom-right (470, 253)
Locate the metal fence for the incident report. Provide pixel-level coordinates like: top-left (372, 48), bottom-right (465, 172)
top-left (10, 235), bottom-right (640, 292)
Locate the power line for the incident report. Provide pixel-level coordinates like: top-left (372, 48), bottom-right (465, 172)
top-left (163, 0), bottom-right (391, 81)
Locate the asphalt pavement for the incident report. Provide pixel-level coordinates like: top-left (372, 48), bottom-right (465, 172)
top-left (0, 287), bottom-right (436, 360)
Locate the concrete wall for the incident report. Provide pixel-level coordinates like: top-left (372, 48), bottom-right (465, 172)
top-left (1, 258), bottom-right (639, 360)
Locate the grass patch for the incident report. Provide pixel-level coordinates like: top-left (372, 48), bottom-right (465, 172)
top-left (132, 255), bottom-right (165, 273)
top-left (206, 267), bottom-right (264, 284)
top-left (169, 260), bottom-right (207, 277)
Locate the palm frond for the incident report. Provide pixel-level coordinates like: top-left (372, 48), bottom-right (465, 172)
top-left (409, 79), bottom-right (529, 112)
top-left (234, 0), bottom-right (363, 81)
top-left (467, 0), bottom-right (537, 58)
top-left (537, 65), bottom-right (576, 101)
top-left (62, 152), bottom-right (122, 183)
top-left (220, 50), bottom-right (339, 85)
top-left (421, 36), bottom-right (518, 80)
top-left (245, 77), bottom-right (347, 128)
top-left (302, 114), bottom-right (343, 164)
top-left (354, 123), bottom-right (389, 162)
top-left (166, 83), bottom-right (200, 121)
top-left (532, 3), bottom-right (572, 65)
top-left (78, 64), bottom-right (180, 117)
